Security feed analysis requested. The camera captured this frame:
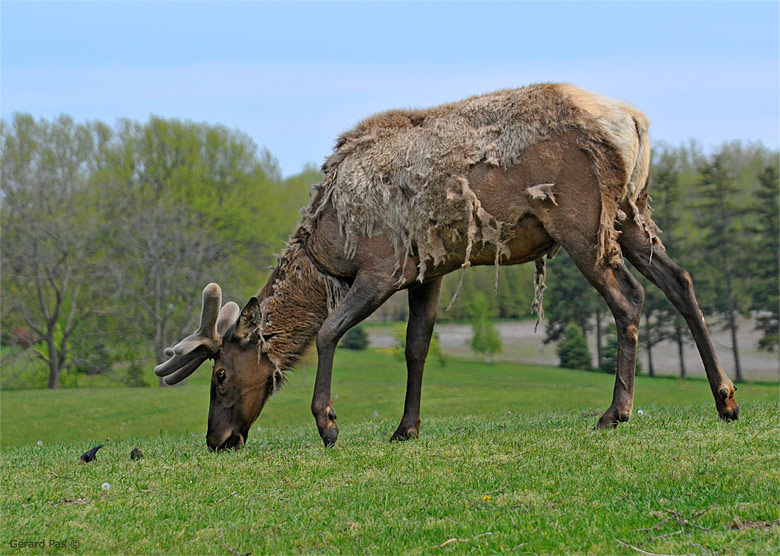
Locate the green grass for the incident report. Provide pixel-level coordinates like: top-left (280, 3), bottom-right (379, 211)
top-left (1, 408), bottom-right (778, 554)
top-left (2, 350), bottom-right (777, 448)
top-left (1, 351), bottom-right (778, 554)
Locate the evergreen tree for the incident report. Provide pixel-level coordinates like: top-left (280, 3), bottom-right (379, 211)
top-left (693, 150), bottom-right (750, 382)
top-left (749, 165), bottom-right (779, 352)
top-left (600, 325), bottom-right (619, 375)
top-left (340, 325), bottom-right (369, 350)
top-left (644, 145), bottom-right (688, 377)
top-left (543, 254), bottom-right (601, 342)
top-left (556, 322), bottom-right (592, 370)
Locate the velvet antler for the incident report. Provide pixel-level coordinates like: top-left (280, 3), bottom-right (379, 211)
top-left (154, 283), bottom-right (240, 385)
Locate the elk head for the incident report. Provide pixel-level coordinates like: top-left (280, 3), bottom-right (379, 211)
top-left (154, 283), bottom-right (277, 451)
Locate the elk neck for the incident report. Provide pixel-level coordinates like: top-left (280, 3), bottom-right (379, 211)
top-left (253, 237), bottom-right (348, 372)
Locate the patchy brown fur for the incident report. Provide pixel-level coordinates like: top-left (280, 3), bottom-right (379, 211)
top-left (311, 83), bottom-right (657, 279)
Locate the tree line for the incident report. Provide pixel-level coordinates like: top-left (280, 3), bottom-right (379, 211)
top-left (1, 114), bottom-right (777, 388)
top-left (1, 114), bottom-right (319, 388)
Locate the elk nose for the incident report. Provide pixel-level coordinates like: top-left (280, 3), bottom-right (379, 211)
top-left (207, 431), bottom-right (245, 451)
top-left (207, 430), bottom-right (231, 452)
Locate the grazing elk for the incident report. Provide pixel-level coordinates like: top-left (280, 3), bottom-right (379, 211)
top-left (155, 84), bottom-right (739, 451)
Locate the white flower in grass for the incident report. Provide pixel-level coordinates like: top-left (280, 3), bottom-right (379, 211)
top-left (37, 440), bottom-right (43, 446)
top-left (637, 409), bottom-right (645, 416)
top-left (101, 482), bottom-right (111, 491)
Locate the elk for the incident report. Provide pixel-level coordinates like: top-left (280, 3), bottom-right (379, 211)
top-left (155, 84), bottom-right (739, 451)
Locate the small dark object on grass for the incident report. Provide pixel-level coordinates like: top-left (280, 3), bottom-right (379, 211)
top-left (130, 446), bottom-right (144, 461)
top-left (79, 444), bottom-right (104, 464)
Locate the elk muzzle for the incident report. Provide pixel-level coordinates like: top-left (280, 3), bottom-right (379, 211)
top-left (207, 429), bottom-right (246, 452)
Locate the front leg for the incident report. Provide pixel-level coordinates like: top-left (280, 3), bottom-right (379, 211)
top-left (391, 277), bottom-right (443, 441)
top-left (313, 274), bottom-right (395, 446)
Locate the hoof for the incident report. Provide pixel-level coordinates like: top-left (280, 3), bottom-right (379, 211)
top-left (594, 409), bottom-right (629, 430)
top-left (390, 418), bottom-right (421, 442)
top-left (593, 417), bottom-right (618, 430)
top-left (314, 406), bottom-right (339, 446)
top-left (716, 384), bottom-right (739, 421)
top-left (389, 427), bottom-right (419, 442)
top-left (321, 423), bottom-right (339, 447)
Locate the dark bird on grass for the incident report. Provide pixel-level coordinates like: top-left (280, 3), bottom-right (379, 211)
top-left (79, 444), bottom-right (104, 464)
top-left (130, 446), bottom-right (144, 461)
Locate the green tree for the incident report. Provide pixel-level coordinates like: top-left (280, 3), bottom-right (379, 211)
top-left (600, 328), bottom-right (618, 375)
top-left (644, 145), bottom-right (688, 377)
top-left (93, 117), bottom-right (314, 379)
top-left (0, 115), bottom-right (104, 388)
top-left (556, 322), bottom-right (592, 371)
top-left (543, 254), bottom-right (604, 364)
top-left (94, 118), bottom-right (261, 374)
top-left (749, 165), bottom-right (779, 351)
top-left (693, 150), bottom-right (751, 382)
top-left (544, 254), bottom-right (598, 341)
top-left (469, 292), bottom-right (502, 363)
top-left (2, 113), bottom-right (322, 388)
top-left (340, 325), bottom-right (369, 350)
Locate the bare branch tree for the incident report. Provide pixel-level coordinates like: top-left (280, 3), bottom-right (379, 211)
top-left (1, 115), bottom-right (100, 388)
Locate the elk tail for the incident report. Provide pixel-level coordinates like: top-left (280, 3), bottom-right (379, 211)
top-left (625, 112), bottom-right (662, 256)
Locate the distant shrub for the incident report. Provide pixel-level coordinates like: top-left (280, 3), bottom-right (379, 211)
top-left (126, 362), bottom-right (150, 387)
top-left (341, 325), bottom-right (369, 350)
top-left (557, 322), bottom-right (592, 370)
top-left (469, 292), bottom-right (502, 363)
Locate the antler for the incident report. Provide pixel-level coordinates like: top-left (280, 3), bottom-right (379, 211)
top-left (154, 283), bottom-right (240, 385)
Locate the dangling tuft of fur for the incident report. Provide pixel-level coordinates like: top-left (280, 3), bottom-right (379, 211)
top-left (444, 264), bottom-right (468, 312)
top-left (271, 368), bottom-right (285, 396)
top-left (322, 272), bottom-right (350, 312)
top-left (532, 258), bottom-right (547, 333)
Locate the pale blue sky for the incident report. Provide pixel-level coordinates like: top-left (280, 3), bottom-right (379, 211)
top-left (2, 1), bottom-right (778, 176)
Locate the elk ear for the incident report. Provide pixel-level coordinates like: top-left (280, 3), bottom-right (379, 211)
top-left (233, 297), bottom-right (262, 345)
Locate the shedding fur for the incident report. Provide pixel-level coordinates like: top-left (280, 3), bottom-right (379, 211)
top-left (254, 84), bottom-right (659, 374)
top-left (251, 84), bottom-right (658, 380)
top-left (310, 83), bottom-right (655, 281)
top-left (532, 258), bottom-right (547, 333)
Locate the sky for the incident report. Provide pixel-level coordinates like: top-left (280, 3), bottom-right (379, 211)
top-left (2, 1), bottom-right (778, 177)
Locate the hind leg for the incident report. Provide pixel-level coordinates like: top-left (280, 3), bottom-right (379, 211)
top-left (619, 219), bottom-right (739, 420)
top-left (527, 172), bottom-right (645, 427)
top-left (561, 242), bottom-right (646, 428)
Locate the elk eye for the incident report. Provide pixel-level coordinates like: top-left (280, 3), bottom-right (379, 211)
top-left (216, 369), bottom-right (227, 382)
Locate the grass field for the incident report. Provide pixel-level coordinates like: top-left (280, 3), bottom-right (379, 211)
top-left (1, 350), bottom-right (778, 554)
